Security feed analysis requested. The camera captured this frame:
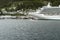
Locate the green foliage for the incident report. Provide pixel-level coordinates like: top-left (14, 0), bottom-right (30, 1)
top-left (0, 0), bottom-right (60, 10)
top-left (15, 1), bottom-right (45, 10)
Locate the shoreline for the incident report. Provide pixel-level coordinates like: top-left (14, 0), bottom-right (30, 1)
top-left (0, 15), bottom-right (38, 20)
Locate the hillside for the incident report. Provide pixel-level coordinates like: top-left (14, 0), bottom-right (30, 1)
top-left (0, 0), bottom-right (60, 10)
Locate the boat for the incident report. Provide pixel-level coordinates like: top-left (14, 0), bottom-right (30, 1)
top-left (28, 2), bottom-right (60, 20)
top-left (29, 13), bottom-right (60, 20)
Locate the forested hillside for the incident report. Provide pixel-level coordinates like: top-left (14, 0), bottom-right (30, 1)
top-left (0, 0), bottom-right (60, 10)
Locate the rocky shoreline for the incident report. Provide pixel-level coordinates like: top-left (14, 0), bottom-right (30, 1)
top-left (0, 16), bottom-right (39, 20)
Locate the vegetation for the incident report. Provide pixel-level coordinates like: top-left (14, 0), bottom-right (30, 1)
top-left (0, 0), bottom-right (59, 16)
top-left (0, 0), bottom-right (60, 10)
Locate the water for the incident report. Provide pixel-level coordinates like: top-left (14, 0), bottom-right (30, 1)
top-left (0, 19), bottom-right (60, 40)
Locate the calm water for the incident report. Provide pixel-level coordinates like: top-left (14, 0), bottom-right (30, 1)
top-left (0, 19), bottom-right (60, 40)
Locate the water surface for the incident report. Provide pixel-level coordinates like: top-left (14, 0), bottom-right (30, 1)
top-left (0, 19), bottom-right (60, 40)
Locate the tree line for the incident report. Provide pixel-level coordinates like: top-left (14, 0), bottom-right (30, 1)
top-left (0, 0), bottom-right (60, 11)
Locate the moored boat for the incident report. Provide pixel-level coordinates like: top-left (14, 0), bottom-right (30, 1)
top-left (28, 2), bottom-right (60, 20)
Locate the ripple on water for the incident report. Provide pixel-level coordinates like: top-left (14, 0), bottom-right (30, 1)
top-left (0, 19), bottom-right (60, 40)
